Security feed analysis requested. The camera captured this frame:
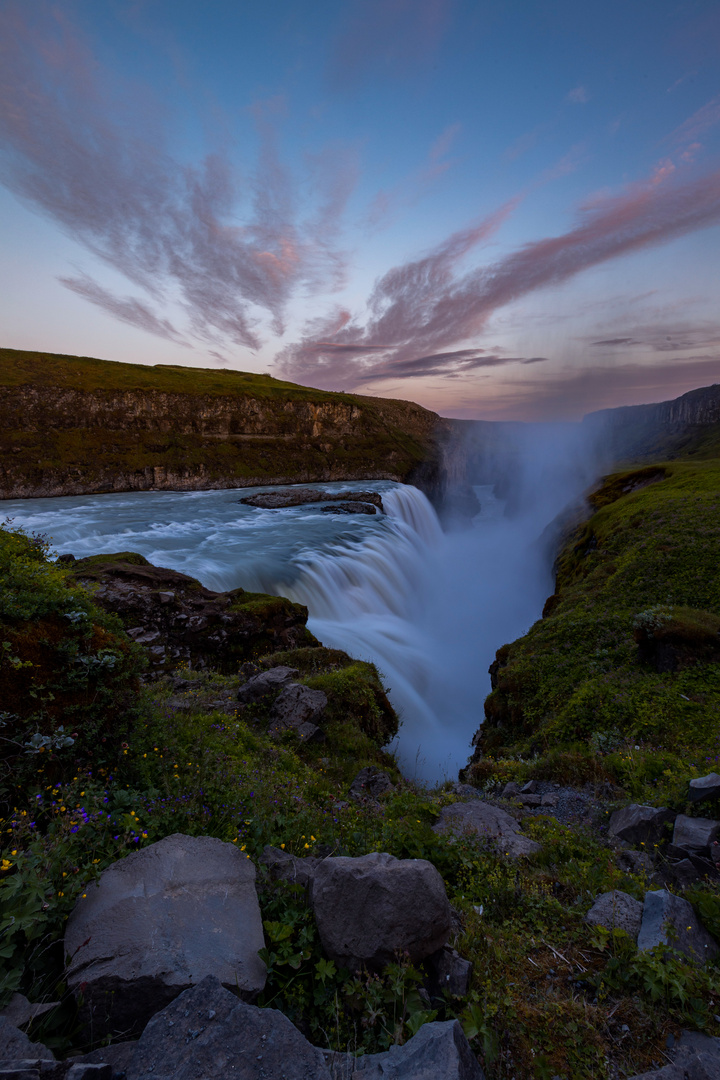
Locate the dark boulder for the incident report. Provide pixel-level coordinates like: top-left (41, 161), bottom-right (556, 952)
top-left (433, 801), bottom-right (541, 858)
top-left (260, 845), bottom-right (320, 889)
top-left (0, 1018), bottom-right (55, 1065)
top-left (637, 889), bottom-right (719, 964)
top-left (123, 976), bottom-right (332, 1080)
top-left (333, 1019), bottom-right (484, 1079)
top-left (425, 946), bottom-right (474, 999)
top-left (689, 772), bottom-right (720, 804)
top-left (239, 489), bottom-right (384, 511)
top-left (349, 766), bottom-right (395, 803)
top-left (267, 683), bottom-right (327, 741)
top-left (65, 834), bottom-right (266, 1038)
top-left (607, 804), bottom-right (675, 848)
top-left (237, 665), bottom-right (299, 704)
top-left (584, 890), bottom-right (644, 941)
top-left (310, 853), bottom-right (451, 970)
top-left (672, 814), bottom-right (720, 855)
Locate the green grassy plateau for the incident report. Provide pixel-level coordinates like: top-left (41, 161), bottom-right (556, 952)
top-left (0, 347), bottom-right (443, 496)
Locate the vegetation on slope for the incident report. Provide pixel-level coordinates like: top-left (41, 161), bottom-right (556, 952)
top-left (3, 519), bottom-right (720, 1078)
top-left (0, 348), bottom-right (443, 495)
top-left (469, 460), bottom-right (720, 805)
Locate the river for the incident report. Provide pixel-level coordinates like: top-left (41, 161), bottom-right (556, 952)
top-left (2, 425), bottom-right (603, 782)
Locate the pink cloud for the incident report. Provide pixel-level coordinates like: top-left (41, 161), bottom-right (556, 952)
top-left (280, 164), bottom-right (720, 390)
top-left (59, 274), bottom-right (190, 346)
top-left (0, 3), bottom-right (356, 352)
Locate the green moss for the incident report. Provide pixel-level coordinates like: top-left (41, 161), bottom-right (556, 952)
top-left (472, 459), bottom-right (720, 796)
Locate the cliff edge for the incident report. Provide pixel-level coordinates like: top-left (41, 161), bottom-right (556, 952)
top-left (0, 348), bottom-right (448, 498)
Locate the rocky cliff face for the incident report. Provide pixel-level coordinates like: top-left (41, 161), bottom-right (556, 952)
top-left (0, 348), bottom-right (447, 498)
top-left (583, 383), bottom-right (720, 459)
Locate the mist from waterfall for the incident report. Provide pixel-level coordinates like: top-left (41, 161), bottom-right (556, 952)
top-left (1, 419), bottom-right (608, 784)
top-left (279, 420), bottom-right (609, 781)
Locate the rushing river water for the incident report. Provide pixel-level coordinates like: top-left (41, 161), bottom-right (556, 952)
top-left (3, 422), bottom-right (603, 782)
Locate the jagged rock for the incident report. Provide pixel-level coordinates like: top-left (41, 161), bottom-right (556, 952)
top-left (674, 1030), bottom-right (720, 1078)
top-left (70, 555), bottom-right (313, 674)
top-left (615, 847), bottom-right (655, 877)
top-left (425, 946), bottom-right (474, 998)
top-left (349, 767), bottom-right (395, 803)
top-left (671, 854), bottom-right (720, 887)
top-left (637, 889), bottom-right (719, 964)
top-left (584, 891), bottom-right (644, 941)
top-left (519, 794), bottom-right (542, 807)
top-left (0, 1019), bottom-right (55, 1065)
top-left (330, 1019), bottom-right (484, 1079)
top-left (628, 1030), bottom-right (720, 1079)
top-left (672, 815), bottom-right (720, 854)
top-left (260, 845), bottom-right (320, 889)
top-left (689, 773), bottom-right (720, 804)
top-left (267, 683), bottom-right (327, 740)
top-left (541, 794), bottom-right (558, 808)
top-left (124, 975), bottom-right (332, 1080)
top-left (520, 781), bottom-right (537, 794)
top-left (65, 834), bottom-right (266, 1038)
top-left (453, 784), bottom-right (479, 799)
top-left (500, 782), bottom-right (521, 799)
top-left (237, 665), bottom-right (299, 704)
top-left (433, 801), bottom-right (541, 858)
top-left (310, 853), bottom-right (451, 970)
top-left (608, 804), bottom-right (675, 848)
top-left (239, 489), bottom-right (384, 511)
top-left (0, 997), bottom-right (58, 1030)
top-left (76, 1042), bottom-right (138, 1078)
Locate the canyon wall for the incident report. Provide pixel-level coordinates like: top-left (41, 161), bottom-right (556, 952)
top-left (0, 348), bottom-right (448, 498)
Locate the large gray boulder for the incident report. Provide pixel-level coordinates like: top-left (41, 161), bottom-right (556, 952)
top-left (333, 1019), bottom-right (484, 1079)
top-left (65, 834), bottom-right (266, 1038)
top-left (237, 665), bottom-right (298, 704)
top-left (637, 889), bottom-right (719, 964)
top-left (672, 814), bottom-right (720, 854)
top-left (689, 773), bottom-right (720, 804)
top-left (267, 683), bottom-right (327, 740)
top-left (584, 890), bottom-right (644, 942)
top-left (0, 1017), bottom-right (55, 1065)
top-left (433, 801), bottom-right (541, 858)
top-left (608, 804), bottom-right (675, 848)
top-left (310, 853), bottom-right (451, 970)
top-left (124, 976), bottom-right (332, 1080)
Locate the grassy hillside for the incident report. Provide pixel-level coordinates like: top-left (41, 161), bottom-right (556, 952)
top-left (0, 347), bottom-right (444, 497)
top-left (467, 455), bottom-right (720, 801)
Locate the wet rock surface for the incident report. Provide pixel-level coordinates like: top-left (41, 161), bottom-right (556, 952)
top-left (69, 554), bottom-right (314, 674)
top-left (239, 489), bottom-right (384, 511)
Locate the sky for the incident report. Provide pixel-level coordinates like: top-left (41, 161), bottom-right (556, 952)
top-left (1, 1), bottom-right (719, 421)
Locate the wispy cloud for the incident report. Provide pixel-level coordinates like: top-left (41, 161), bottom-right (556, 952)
top-left (59, 274), bottom-right (190, 346)
top-left (0, 3), bottom-right (355, 352)
top-left (280, 163), bottom-right (720, 389)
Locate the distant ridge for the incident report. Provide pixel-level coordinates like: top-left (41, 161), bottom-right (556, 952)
top-left (0, 347), bottom-right (447, 499)
top-left (583, 383), bottom-right (720, 461)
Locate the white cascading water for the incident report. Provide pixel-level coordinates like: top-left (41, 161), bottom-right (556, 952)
top-left (2, 421), bottom-right (606, 783)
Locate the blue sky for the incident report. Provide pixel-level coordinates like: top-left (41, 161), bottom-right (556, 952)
top-left (1, 0), bottom-right (719, 419)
